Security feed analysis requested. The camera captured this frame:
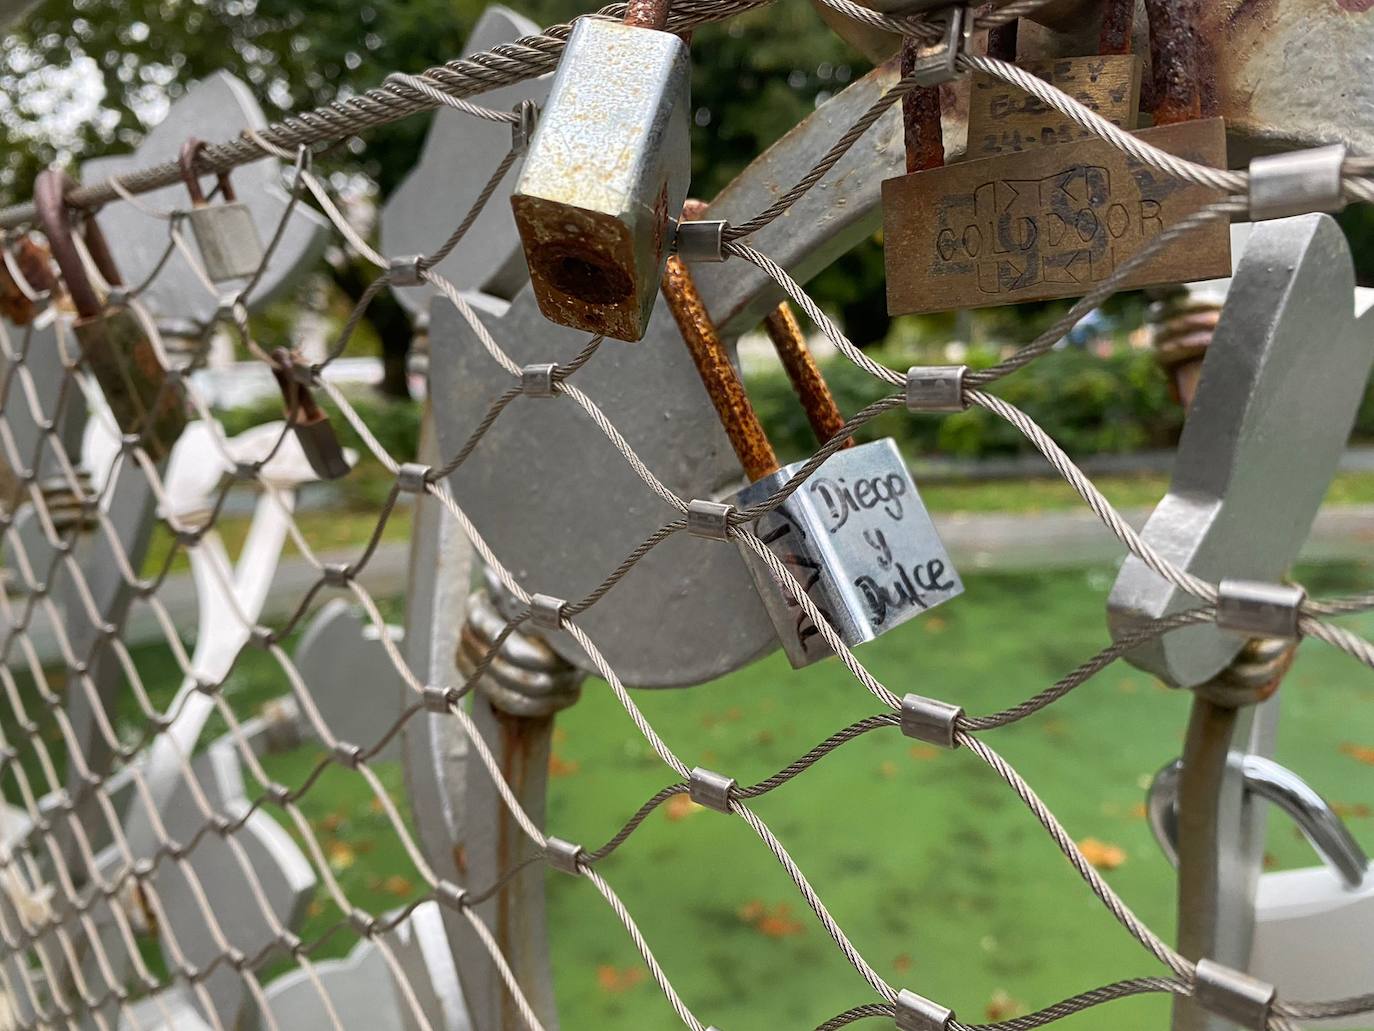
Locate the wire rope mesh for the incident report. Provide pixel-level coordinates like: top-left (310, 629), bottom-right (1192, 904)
top-left (0, 0), bottom-right (1369, 1029)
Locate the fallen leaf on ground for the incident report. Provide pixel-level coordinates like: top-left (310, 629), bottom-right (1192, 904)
top-left (596, 965), bottom-right (645, 994)
top-left (1341, 743), bottom-right (1374, 766)
top-left (909, 745), bottom-right (938, 762)
top-left (665, 794), bottom-right (700, 822)
top-left (327, 841), bottom-right (356, 871)
top-left (548, 752), bottom-right (580, 777)
top-left (384, 875), bottom-right (413, 897)
top-left (879, 760), bottom-right (898, 779)
top-left (1077, 837), bottom-right (1126, 871)
top-left (986, 990), bottom-right (1025, 1021)
top-left (893, 954), bottom-right (912, 973)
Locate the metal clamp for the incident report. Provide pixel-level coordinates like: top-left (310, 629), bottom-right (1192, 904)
top-left (688, 767), bottom-right (736, 813)
top-left (687, 499), bottom-right (734, 541)
top-left (1193, 959), bottom-right (1275, 1031)
top-left (546, 836), bottom-right (584, 875)
top-left (1249, 144), bottom-right (1347, 222)
top-left (396, 462), bottom-right (432, 495)
top-left (1216, 579), bottom-right (1306, 640)
top-left (676, 219), bottom-right (728, 263)
top-left (905, 365), bottom-right (968, 413)
top-left (421, 685), bottom-right (459, 713)
top-left (388, 254), bottom-right (425, 287)
top-left (900, 694), bottom-right (962, 749)
top-left (529, 593), bottom-right (567, 631)
top-left (909, 6), bottom-right (969, 87)
top-left (1147, 754), bottom-right (1369, 889)
top-left (894, 989), bottom-right (954, 1031)
top-left (520, 362), bottom-right (557, 398)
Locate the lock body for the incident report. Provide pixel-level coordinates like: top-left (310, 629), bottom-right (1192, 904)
top-left (511, 18), bottom-right (690, 342)
top-left (734, 438), bottom-right (962, 668)
top-left (292, 414), bottom-right (351, 481)
top-left (188, 202), bottom-right (264, 283)
top-left (73, 307), bottom-right (186, 463)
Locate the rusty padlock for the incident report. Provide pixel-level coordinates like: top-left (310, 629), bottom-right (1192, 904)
top-left (179, 138), bottom-right (265, 283)
top-left (880, 5), bottom-right (1232, 315)
top-left (34, 170), bottom-right (187, 463)
top-left (0, 235), bottom-right (56, 327)
top-left (269, 349), bottom-right (351, 481)
top-left (664, 229), bottom-right (961, 668)
top-left (510, 0), bottom-right (691, 342)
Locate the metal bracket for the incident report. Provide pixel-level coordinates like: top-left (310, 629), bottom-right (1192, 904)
top-left (908, 6), bottom-right (970, 87)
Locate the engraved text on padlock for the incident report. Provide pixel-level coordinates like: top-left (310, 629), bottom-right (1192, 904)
top-left (510, 17), bottom-right (690, 342)
top-left (734, 438), bottom-right (963, 668)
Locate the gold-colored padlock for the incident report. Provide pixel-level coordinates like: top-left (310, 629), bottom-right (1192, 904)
top-left (34, 170), bottom-right (187, 463)
top-left (0, 236), bottom-right (56, 327)
top-left (270, 349), bottom-right (351, 482)
top-left (179, 138), bottom-right (265, 284)
top-left (881, 6), bottom-right (1231, 315)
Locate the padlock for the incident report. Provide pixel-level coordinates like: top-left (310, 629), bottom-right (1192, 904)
top-left (663, 222), bottom-right (961, 668)
top-left (881, 6), bottom-right (1232, 315)
top-left (269, 349), bottom-right (351, 481)
top-left (0, 235), bottom-right (56, 327)
top-left (34, 170), bottom-right (187, 463)
top-left (179, 138), bottom-right (265, 283)
top-left (510, 0), bottom-right (690, 342)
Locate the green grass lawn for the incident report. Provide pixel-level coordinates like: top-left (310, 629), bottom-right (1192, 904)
top-left (11, 563), bottom-right (1374, 1028)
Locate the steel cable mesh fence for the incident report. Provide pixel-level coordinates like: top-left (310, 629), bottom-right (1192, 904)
top-left (0, 2), bottom-right (1370, 1029)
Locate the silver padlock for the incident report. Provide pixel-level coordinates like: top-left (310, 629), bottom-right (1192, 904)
top-left (510, 0), bottom-right (690, 342)
top-left (663, 248), bottom-right (962, 668)
top-left (180, 137), bottom-right (265, 283)
top-left (270, 349), bottom-right (351, 481)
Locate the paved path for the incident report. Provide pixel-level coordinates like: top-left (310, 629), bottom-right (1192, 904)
top-left (10, 505), bottom-right (1372, 661)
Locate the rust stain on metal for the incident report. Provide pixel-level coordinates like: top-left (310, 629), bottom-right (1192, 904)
top-left (661, 252), bottom-right (778, 481)
top-left (1097, 0), bottom-right (1136, 55)
top-left (899, 39), bottom-right (946, 174)
top-left (493, 707), bottom-right (546, 1031)
top-left (1143, 0), bottom-right (1215, 124)
top-left (624, 0), bottom-right (669, 29)
top-left (763, 302), bottom-right (854, 450)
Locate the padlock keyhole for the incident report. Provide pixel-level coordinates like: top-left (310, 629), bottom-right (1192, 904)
top-left (539, 246), bottom-right (634, 307)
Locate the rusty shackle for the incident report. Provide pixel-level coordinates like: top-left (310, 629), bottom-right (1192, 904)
top-left (34, 169), bottom-right (123, 321)
top-left (624, 0), bottom-right (671, 30)
top-left (270, 348), bottom-right (328, 427)
top-left (179, 138), bottom-right (238, 207)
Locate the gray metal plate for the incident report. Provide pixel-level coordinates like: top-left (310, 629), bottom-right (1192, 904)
top-left (379, 5), bottom-right (551, 319)
top-left (1108, 215), bottom-right (1374, 687)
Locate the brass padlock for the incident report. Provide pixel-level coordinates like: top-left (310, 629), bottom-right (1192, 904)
top-left (881, 9), bottom-right (1232, 315)
top-left (34, 170), bottom-right (186, 463)
top-left (664, 226), bottom-right (961, 667)
top-left (179, 138), bottom-right (265, 283)
top-left (270, 349), bottom-right (351, 481)
top-left (510, 0), bottom-right (691, 342)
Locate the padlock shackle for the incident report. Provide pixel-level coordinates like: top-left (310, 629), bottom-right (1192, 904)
top-left (270, 348), bottom-right (327, 426)
top-left (179, 138), bottom-right (237, 207)
top-left (34, 169), bottom-right (121, 321)
top-left (623, 0), bottom-right (670, 30)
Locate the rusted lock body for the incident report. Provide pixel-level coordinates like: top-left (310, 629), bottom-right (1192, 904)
top-left (511, 15), bottom-right (691, 342)
top-left (663, 222), bottom-right (960, 668)
top-left (181, 138), bottom-right (265, 283)
top-left (270, 350), bottom-right (351, 481)
top-left (35, 171), bottom-right (186, 462)
top-left (734, 438), bottom-right (961, 667)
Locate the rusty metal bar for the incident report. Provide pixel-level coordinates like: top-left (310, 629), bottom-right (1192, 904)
top-left (662, 201), bottom-right (778, 481)
top-left (1097, 0), bottom-right (1135, 55)
top-left (899, 38), bottom-right (946, 173)
top-left (762, 302), bottom-right (854, 450)
top-left (1143, 0), bottom-right (1205, 125)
